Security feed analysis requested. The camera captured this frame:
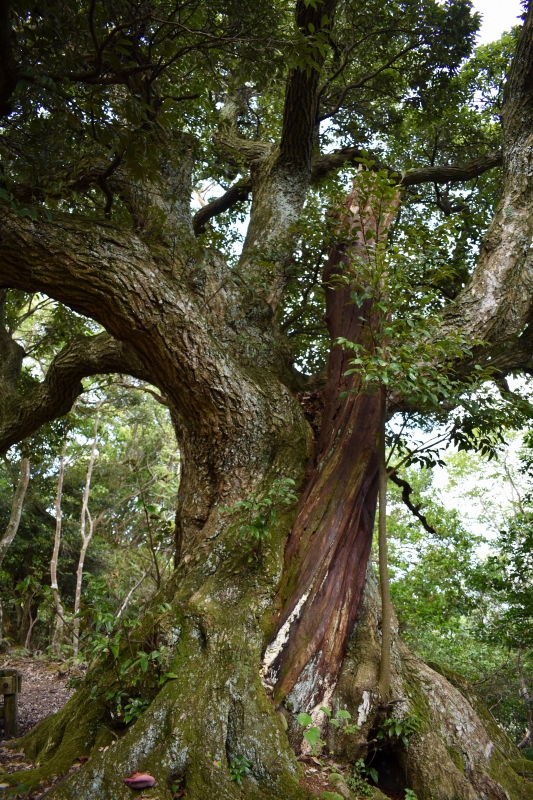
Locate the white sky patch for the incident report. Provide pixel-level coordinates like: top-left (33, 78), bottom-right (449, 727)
top-left (432, 435), bottom-right (525, 556)
top-left (472, 0), bottom-right (523, 44)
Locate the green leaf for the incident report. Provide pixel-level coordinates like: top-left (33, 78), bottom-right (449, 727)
top-left (368, 767), bottom-right (379, 784)
top-left (297, 712), bottom-right (313, 728)
top-left (303, 727), bottom-right (321, 746)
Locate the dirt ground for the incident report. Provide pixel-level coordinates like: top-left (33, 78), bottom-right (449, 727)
top-left (0, 652), bottom-right (79, 799)
top-left (0, 653), bottom-right (75, 740)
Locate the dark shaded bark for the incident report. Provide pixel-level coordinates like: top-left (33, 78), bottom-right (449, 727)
top-left (0, 0), bottom-right (18, 118)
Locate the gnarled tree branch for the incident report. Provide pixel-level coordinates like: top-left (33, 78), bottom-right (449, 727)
top-left (0, 332), bottom-right (147, 453)
top-left (193, 148), bottom-right (502, 233)
top-left (193, 179), bottom-right (252, 234)
top-left (441, 3), bottom-right (533, 347)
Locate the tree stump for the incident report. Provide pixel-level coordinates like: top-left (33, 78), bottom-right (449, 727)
top-left (0, 669), bottom-right (21, 737)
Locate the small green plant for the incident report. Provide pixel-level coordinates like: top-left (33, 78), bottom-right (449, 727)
top-left (377, 714), bottom-right (421, 747)
top-left (297, 707), bottom-right (360, 755)
top-left (123, 696), bottom-right (151, 723)
top-left (297, 712), bottom-right (326, 754)
top-left (345, 758), bottom-right (378, 796)
top-left (319, 705), bottom-right (360, 735)
top-left (229, 754), bottom-right (253, 787)
top-left (405, 789), bottom-right (419, 800)
top-left (221, 477), bottom-right (298, 544)
top-left (104, 689), bottom-right (150, 722)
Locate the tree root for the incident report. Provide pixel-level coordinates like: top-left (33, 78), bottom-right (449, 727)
top-left (6, 565), bottom-right (533, 799)
top-left (332, 567), bottom-right (533, 800)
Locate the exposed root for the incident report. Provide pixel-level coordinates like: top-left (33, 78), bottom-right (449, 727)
top-left (333, 568), bottom-right (533, 800)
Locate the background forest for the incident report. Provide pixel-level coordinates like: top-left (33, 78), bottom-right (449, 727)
top-left (1, 0), bottom-right (533, 785)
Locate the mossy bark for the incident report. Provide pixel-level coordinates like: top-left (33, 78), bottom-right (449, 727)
top-left (332, 567), bottom-right (533, 800)
top-left (10, 549), bottom-right (533, 800)
top-left (12, 472), bottom-right (313, 799)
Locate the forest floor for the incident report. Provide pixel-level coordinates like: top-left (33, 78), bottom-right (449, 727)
top-left (0, 652), bottom-right (79, 799)
top-left (0, 653), bottom-right (75, 737)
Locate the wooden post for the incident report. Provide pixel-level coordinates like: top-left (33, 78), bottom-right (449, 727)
top-left (0, 669), bottom-right (20, 737)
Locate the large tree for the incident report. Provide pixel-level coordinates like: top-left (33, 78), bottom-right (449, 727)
top-left (1, 0), bottom-right (533, 797)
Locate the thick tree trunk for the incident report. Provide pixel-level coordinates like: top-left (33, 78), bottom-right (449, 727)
top-left (261, 191), bottom-right (387, 712)
top-left (5, 194), bottom-right (529, 800)
top-left (332, 567), bottom-right (533, 800)
top-left (0, 155), bottom-right (530, 800)
top-left (1, 290), bottom-right (531, 800)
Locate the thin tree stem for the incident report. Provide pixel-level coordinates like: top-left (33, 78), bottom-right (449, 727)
top-left (0, 452), bottom-right (30, 569)
top-left (51, 433), bottom-right (69, 656)
top-left (72, 405), bottom-right (102, 656)
top-left (116, 569), bottom-right (150, 619)
top-left (378, 384), bottom-right (391, 703)
top-left (517, 647), bottom-right (533, 749)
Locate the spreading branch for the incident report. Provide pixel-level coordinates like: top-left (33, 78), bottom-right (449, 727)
top-left (0, 332), bottom-right (147, 453)
top-left (193, 148), bottom-right (502, 233)
top-left (193, 180), bottom-right (252, 234)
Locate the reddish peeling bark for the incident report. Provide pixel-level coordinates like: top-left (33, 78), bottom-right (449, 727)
top-left (264, 277), bottom-right (380, 708)
top-left (263, 185), bottom-right (398, 710)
